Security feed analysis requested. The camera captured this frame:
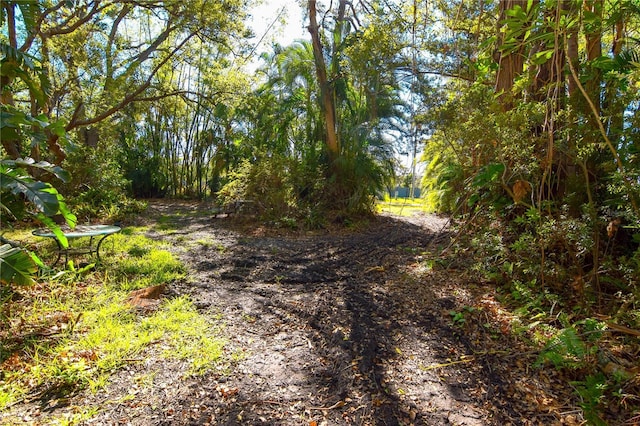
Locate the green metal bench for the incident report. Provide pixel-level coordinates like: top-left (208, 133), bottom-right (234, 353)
top-left (33, 224), bottom-right (121, 267)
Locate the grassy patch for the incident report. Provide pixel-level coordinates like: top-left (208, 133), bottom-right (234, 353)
top-left (376, 197), bottom-right (430, 216)
top-left (144, 297), bottom-right (226, 376)
top-left (154, 214), bottom-right (183, 231)
top-left (0, 227), bottom-right (226, 415)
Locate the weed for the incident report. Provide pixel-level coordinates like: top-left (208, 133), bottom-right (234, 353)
top-left (196, 238), bottom-right (215, 248)
top-left (535, 319), bottom-right (605, 370)
top-left (420, 259), bottom-right (436, 271)
top-left (87, 373), bottom-right (110, 394)
top-left (128, 245), bottom-right (150, 257)
top-left (155, 214), bottom-right (182, 231)
top-left (133, 371), bottom-right (157, 388)
top-left (107, 233), bottom-right (185, 289)
top-left (536, 327), bottom-right (589, 369)
top-left (50, 406), bottom-right (100, 426)
top-left (449, 306), bottom-right (476, 327)
top-left (449, 310), bottom-right (466, 326)
top-left (276, 217), bottom-right (298, 229)
top-left (571, 373), bottom-right (608, 426)
top-left (242, 313), bottom-right (257, 323)
top-left (145, 296), bottom-right (227, 376)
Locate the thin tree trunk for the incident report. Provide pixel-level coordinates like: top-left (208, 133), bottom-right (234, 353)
top-left (603, 14), bottom-right (625, 143)
top-left (564, 0), bottom-right (580, 188)
top-left (1, 2), bottom-right (22, 159)
top-left (584, 0), bottom-right (603, 115)
top-left (566, 16), bottom-right (580, 98)
top-left (307, 0), bottom-right (339, 160)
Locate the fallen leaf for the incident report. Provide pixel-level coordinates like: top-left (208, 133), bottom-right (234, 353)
top-left (512, 180), bottom-right (531, 203)
top-left (217, 386), bottom-right (239, 398)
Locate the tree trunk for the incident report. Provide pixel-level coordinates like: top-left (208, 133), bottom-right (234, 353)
top-left (566, 15), bottom-right (580, 99)
top-left (603, 13), bottom-right (625, 144)
top-left (307, 0), bottom-right (339, 160)
top-left (494, 0), bottom-right (531, 110)
top-left (564, 0), bottom-right (581, 188)
top-left (1, 2), bottom-right (22, 159)
top-left (584, 0), bottom-right (603, 115)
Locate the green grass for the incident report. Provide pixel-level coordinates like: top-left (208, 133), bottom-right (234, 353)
top-left (0, 226), bottom-right (227, 418)
top-left (376, 197), bottom-right (430, 216)
top-left (144, 297), bottom-right (226, 375)
top-left (155, 214), bottom-right (183, 231)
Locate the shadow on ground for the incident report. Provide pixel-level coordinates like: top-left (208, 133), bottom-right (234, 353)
top-left (138, 202), bottom-right (512, 425)
top-left (0, 201), bottom-right (595, 425)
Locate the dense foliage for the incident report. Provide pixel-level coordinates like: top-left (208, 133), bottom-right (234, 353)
top-left (2, 1), bottom-right (640, 423)
top-left (418, 0), bottom-right (640, 311)
top-left (414, 1), bottom-right (640, 423)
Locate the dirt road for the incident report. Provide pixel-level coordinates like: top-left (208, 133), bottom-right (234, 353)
top-left (57, 200), bottom-right (570, 425)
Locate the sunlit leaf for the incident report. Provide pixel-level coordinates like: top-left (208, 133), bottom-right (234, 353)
top-left (36, 214), bottom-right (69, 248)
top-left (8, 158), bottom-right (71, 183)
top-left (0, 168), bottom-right (60, 216)
top-left (0, 244), bottom-right (37, 286)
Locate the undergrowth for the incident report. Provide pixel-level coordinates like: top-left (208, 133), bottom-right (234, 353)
top-left (445, 208), bottom-right (640, 425)
top-left (0, 226), bottom-right (227, 421)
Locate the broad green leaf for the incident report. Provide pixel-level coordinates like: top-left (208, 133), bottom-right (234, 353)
top-left (0, 244), bottom-right (37, 286)
top-left (0, 106), bottom-right (48, 128)
top-left (0, 167), bottom-right (61, 216)
top-left (56, 197), bottom-right (77, 228)
top-left (0, 126), bottom-right (19, 141)
top-left (46, 119), bottom-right (67, 137)
top-left (8, 158), bottom-right (71, 182)
top-left (0, 42), bottom-right (37, 71)
top-left (35, 213), bottom-right (69, 248)
top-left (526, 0), bottom-right (535, 13)
top-left (472, 163), bottom-right (505, 188)
top-left (532, 49), bottom-right (554, 65)
top-left (0, 57), bottom-right (18, 78)
top-left (14, 66), bottom-right (47, 107)
top-left (590, 56), bottom-right (616, 71)
top-left (0, 43), bottom-right (47, 106)
top-left (583, 9), bottom-right (600, 24)
top-left (0, 109), bottom-right (28, 128)
top-left (505, 5), bottom-right (526, 20)
top-left (30, 251), bottom-right (46, 269)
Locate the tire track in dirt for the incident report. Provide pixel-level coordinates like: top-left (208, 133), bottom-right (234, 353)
top-left (0, 201), bottom-right (574, 425)
top-left (150, 204), bottom-right (492, 425)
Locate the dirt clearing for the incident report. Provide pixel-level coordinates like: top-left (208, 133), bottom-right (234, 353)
top-left (4, 200), bottom-right (581, 425)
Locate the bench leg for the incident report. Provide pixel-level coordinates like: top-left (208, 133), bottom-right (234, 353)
top-left (95, 234), bottom-right (115, 263)
top-left (52, 239), bottom-right (63, 267)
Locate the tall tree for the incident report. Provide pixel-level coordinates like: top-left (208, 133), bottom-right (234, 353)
top-left (307, 0), bottom-right (339, 160)
top-left (2, 0), bottom-right (249, 165)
